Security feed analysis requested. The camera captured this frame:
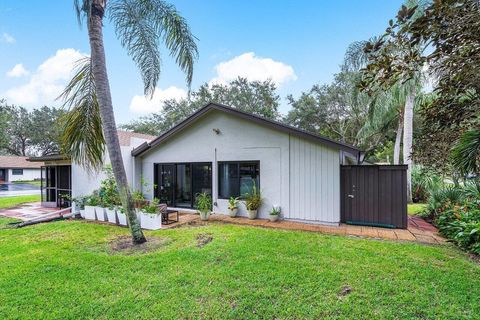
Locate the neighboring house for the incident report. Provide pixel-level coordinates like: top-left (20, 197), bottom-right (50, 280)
top-left (0, 156), bottom-right (43, 183)
top-left (30, 104), bottom-right (363, 225)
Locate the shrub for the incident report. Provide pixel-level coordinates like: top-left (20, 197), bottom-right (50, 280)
top-left (244, 183), bottom-right (262, 211)
top-left (195, 192), bottom-right (212, 214)
top-left (426, 184), bottom-right (465, 216)
top-left (436, 203), bottom-right (480, 254)
top-left (411, 165), bottom-right (442, 203)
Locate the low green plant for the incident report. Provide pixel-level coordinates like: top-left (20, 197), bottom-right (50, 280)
top-left (195, 192), bottom-right (212, 214)
top-left (270, 206), bottom-right (281, 215)
top-left (244, 183), bottom-right (262, 211)
top-left (411, 165), bottom-right (443, 203)
top-left (85, 192), bottom-right (102, 207)
top-left (228, 197), bottom-right (239, 210)
top-left (436, 203), bottom-right (480, 254)
top-left (99, 166), bottom-right (121, 209)
top-left (72, 195), bottom-right (88, 210)
top-left (142, 198), bottom-right (160, 215)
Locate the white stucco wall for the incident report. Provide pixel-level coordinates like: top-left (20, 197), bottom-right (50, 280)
top-left (7, 168), bottom-right (41, 182)
top-left (71, 138), bottom-right (151, 199)
top-left (138, 110), bottom-right (341, 223)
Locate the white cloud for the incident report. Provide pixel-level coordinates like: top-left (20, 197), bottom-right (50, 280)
top-left (129, 86), bottom-right (187, 114)
top-left (4, 49), bottom-right (86, 106)
top-left (1, 32), bottom-right (15, 44)
top-left (210, 52), bottom-right (297, 86)
top-left (6, 64), bottom-right (29, 77)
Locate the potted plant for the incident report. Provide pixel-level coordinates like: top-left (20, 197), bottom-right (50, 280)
top-left (92, 192), bottom-right (106, 222)
top-left (140, 198), bottom-right (162, 230)
top-left (196, 192), bottom-right (212, 221)
top-left (228, 196), bottom-right (239, 217)
top-left (244, 184), bottom-right (262, 220)
top-left (84, 194), bottom-right (99, 220)
top-left (269, 206), bottom-right (281, 222)
top-left (71, 195), bottom-right (86, 218)
top-left (100, 166), bottom-right (120, 224)
top-left (116, 206), bottom-right (128, 226)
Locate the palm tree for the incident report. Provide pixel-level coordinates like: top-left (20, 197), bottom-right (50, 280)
top-left (64, 0), bottom-right (198, 244)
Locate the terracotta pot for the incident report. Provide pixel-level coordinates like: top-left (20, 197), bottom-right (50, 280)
top-left (247, 210), bottom-right (257, 220)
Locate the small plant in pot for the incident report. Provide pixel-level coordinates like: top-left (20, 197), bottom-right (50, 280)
top-left (196, 192), bottom-right (212, 221)
top-left (116, 206), bottom-right (128, 226)
top-left (244, 184), bottom-right (262, 220)
top-left (140, 198), bottom-right (162, 230)
top-left (71, 195), bottom-right (87, 218)
top-left (84, 193), bottom-right (100, 220)
top-left (228, 196), bottom-right (239, 217)
top-left (269, 206), bottom-right (281, 222)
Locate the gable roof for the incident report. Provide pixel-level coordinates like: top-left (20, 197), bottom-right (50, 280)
top-left (0, 156), bottom-right (43, 168)
top-left (117, 130), bottom-right (157, 146)
top-left (132, 102), bottom-right (361, 157)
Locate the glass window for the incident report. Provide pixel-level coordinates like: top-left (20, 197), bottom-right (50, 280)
top-left (218, 162), bottom-right (259, 198)
top-left (12, 169), bottom-right (23, 175)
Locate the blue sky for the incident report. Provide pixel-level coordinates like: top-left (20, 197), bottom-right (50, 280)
top-left (0, 0), bottom-right (403, 124)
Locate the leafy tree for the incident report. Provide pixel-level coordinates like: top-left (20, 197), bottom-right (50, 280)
top-left (30, 106), bottom-right (65, 156)
top-left (357, 0), bottom-right (428, 202)
top-left (359, 0), bottom-right (480, 177)
top-left (66, 0), bottom-right (198, 244)
top-left (120, 77), bottom-right (280, 135)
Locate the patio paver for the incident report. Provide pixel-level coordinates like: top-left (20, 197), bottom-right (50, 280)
top-left (173, 213), bottom-right (445, 245)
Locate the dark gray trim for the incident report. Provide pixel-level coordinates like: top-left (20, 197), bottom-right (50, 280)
top-left (132, 102), bottom-right (362, 157)
top-left (28, 154), bottom-right (70, 162)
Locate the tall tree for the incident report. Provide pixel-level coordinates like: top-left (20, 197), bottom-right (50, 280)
top-left (68, 0), bottom-right (198, 244)
top-left (358, 1), bottom-right (427, 202)
top-left (120, 77), bottom-right (280, 135)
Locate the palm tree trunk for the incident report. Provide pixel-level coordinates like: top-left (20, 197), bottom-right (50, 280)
top-left (393, 112), bottom-right (403, 165)
top-left (403, 89), bottom-right (415, 203)
top-left (88, 0), bottom-right (146, 244)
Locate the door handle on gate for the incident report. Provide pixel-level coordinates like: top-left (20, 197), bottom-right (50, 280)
top-left (348, 194), bottom-right (354, 198)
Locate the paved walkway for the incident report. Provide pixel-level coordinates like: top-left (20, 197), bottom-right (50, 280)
top-left (167, 213), bottom-right (445, 245)
top-left (0, 202), bottom-right (63, 221)
top-left (0, 203), bottom-right (445, 245)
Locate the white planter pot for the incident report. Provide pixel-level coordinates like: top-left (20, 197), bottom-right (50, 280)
top-left (117, 210), bottom-right (127, 226)
top-left (269, 214), bottom-right (279, 222)
top-left (140, 212), bottom-right (161, 230)
top-left (228, 208), bottom-right (238, 217)
top-left (247, 210), bottom-right (257, 220)
top-left (199, 211), bottom-right (210, 221)
top-left (79, 209), bottom-right (86, 219)
top-left (84, 206), bottom-right (96, 220)
top-left (135, 208), bottom-right (142, 224)
top-left (95, 206), bottom-right (106, 221)
top-left (106, 208), bottom-right (117, 224)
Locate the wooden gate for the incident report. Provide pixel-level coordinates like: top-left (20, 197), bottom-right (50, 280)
top-left (340, 165), bottom-right (408, 229)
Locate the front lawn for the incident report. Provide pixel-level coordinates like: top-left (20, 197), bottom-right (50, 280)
top-left (408, 203), bottom-right (427, 215)
top-left (0, 218), bottom-right (479, 319)
top-left (0, 195), bottom-right (40, 209)
top-left (12, 180), bottom-right (42, 186)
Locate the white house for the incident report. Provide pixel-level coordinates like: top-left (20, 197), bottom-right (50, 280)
top-left (132, 103), bottom-right (361, 225)
top-left (0, 156), bottom-right (43, 183)
top-left (30, 104), bottom-right (361, 225)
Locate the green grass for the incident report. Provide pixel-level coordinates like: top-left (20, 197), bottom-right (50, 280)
top-left (12, 180), bottom-right (41, 186)
top-left (408, 203), bottom-right (427, 215)
top-left (0, 218), bottom-right (479, 319)
top-left (0, 195), bottom-right (40, 209)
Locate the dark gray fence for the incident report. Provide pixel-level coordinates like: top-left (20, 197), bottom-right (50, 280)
top-left (340, 165), bottom-right (408, 229)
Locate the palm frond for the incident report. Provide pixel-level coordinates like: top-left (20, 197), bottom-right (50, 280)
top-left (73, 0), bottom-right (93, 25)
top-left (451, 129), bottom-right (480, 175)
top-left (108, 0), bottom-right (198, 97)
top-left (57, 57), bottom-right (105, 172)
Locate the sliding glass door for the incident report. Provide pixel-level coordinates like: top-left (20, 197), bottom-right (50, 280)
top-left (155, 163), bottom-right (212, 208)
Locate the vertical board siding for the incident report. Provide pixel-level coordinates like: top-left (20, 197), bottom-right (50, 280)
top-left (340, 165), bottom-right (408, 229)
top-left (288, 135), bottom-right (341, 223)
